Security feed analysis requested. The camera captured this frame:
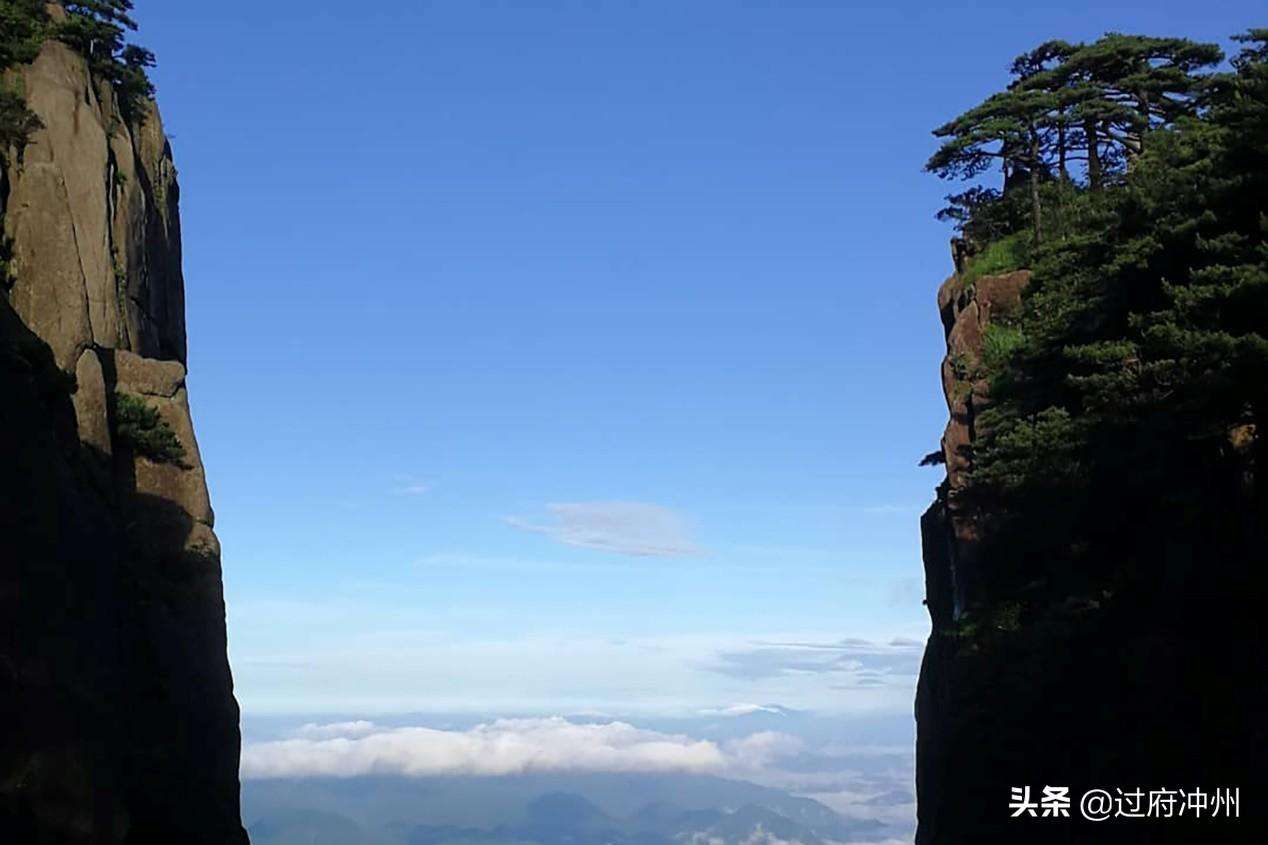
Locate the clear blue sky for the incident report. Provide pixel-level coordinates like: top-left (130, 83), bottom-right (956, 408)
top-left (135, 0), bottom-right (1260, 716)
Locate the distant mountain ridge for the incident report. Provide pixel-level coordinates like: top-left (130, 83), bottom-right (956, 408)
top-left (243, 773), bottom-right (892, 845)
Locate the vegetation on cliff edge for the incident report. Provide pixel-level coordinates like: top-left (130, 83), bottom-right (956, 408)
top-left (0, 0), bottom-right (155, 155)
top-left (928, 30), bottom-right (1268, 627)
top-left (114, 392), bottom-right (186, 465)
top-left (2, 1), bottom-right (156, 287)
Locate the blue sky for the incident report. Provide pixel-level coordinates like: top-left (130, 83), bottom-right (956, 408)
top-left (134, 0), bottom-right (1261, 717)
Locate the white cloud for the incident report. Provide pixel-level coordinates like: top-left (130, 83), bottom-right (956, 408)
top-left (231, 629), bottom-right (922, 716)
top-left (706, 638), bottom-right (923, 686)
top-left (699, 703), bottom-right (791, 717)
top-left (244, 716), bottom-right (868, 789)
top-left (505, 501), bottom-right (705, 558)
top-left (686, 826), bottom-right (811, 845)
top-left (397, 482), bottom-right (431, 495)
top-left (723, 731), bottom-right (806, 770)
top-left (805, 785), bottom-right (916, 826)
top-left (240, 713), bottom-right (918, 841)
top-left (242, 717), bottom-right (727, 779)
top-left (742, 827), bottom-right (809, 845)
top-left (412, 552), bottom-right (628, 573)
top-left (292, 720), bottom-right (379, 740)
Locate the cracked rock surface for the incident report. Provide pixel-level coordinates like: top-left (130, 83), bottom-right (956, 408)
top-left (1, 38), bottom-right (247, 845)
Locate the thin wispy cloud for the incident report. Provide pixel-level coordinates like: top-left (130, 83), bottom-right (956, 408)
top-left (414, 552), bottom-right (635, 574)
top-left (396, 481), bottom-right (432, 495)
top-left (698, 703), bottom-right (794, 717)
top-left (292, 720), bottom-right (379, 740)
top-left (705, 638), bottom-right (923, 684)
top-left (232, 627), bottom-right (923, 716)
top-left (505, 501), bottom-right (705, 558)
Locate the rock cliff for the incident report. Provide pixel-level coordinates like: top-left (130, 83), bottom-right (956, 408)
top-left (1, 35), bottom-right (248, 845)
top-left (914, 252), bottom-right (1266, 843)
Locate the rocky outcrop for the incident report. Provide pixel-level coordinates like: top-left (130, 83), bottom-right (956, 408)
top-left (5, 40), bottom-right (185, 369)
top-left (916, 264), bottom-right (1031, 844)
top-left (914, 256), bottom-right (1266, 843)
top-left (927, 268), bottom-right (1029, 619)
top-left (1, 35), bottom-right (247, 845)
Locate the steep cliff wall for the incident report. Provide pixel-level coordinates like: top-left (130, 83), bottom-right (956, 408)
top-left (915, 254), bottom-right (1266, 843)
top-left (0, 35), bottom-right (248, 844)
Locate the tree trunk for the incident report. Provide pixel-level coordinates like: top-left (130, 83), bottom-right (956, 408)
top-left (1125, 92), bottom-right (1149, 169)
top-left (1085, 118), bottom-right (1102, 190)
top-left (1124, 131), bottom-right (1143, 168)
top-left (1136, 90), bottom-right (1156, 157)
top-left (1029, 126), bottom-right (1043, 244)
top-left (1058, 123), bottom-right (1069, 182)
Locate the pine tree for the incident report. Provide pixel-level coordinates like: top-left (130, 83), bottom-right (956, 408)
top-left (1009, 40), bottom-right (1083, 183)
top-left (938, 30), bottom-right (1268, 607)
top-left (1047, 35), bottom-right (1221, 177)
top-left (0, 0), bottom-right (47, 152)
top-left (55, 1), bottom-right (155, 120)
top-left (926, 87), bottom-right (1058, 243)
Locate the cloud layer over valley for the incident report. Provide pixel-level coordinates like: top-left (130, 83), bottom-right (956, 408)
top-left (240, 712), bottom-right (918, 842)
top-left (242, 717), bottom-right (729, 779)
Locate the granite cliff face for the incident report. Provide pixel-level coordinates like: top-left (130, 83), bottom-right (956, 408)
top-left (915, 251), bottom-right (1266, 843)
top-left (1, 35), bottom-right (248, 844)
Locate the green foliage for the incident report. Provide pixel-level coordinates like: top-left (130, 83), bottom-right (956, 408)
top-left (959, 230), bottom-right (1032, 289)
top-left (55, 1), bottom-right (155, 122)
top-left (928, 32), bottom-right (1224, 244)
top-left (927, 86), bottom-right (1055, 241)
top-left (0, 232), bottom-right (16, 290)
top-left (1, 1), bottom-right (155, 296)
top-left (927, 88), bottom-right (1054, 181)
top-left (1231, 29), bottom-right (1268, 68)
top-left (114, 392), bottom-right (186, 465)
top-left (0, 0), bottom-right (155, 156)
top-left (991, 600), bottom-right (1023, 633)
top-left (950, 601), bottom-right (1025, 647)
top-left (948, 351), bottom-right (973, 380)
top-left (1014, 33), bottom-right (1222, 166)
top-left (981, 322), bottom-right (1025, 374)
top-left (0, 0), bottom-right (47, 152)
top-left (0, 81), bottom-right (43, 150)
top-left (936, 30), bottom-right (1268, 611)
top-left (0, 0), bottom-right (46, 68)
top-left (973, 407), bottom-right (1085, 494)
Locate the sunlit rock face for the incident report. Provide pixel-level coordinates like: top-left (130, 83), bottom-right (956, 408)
top-left (1, 38), bottom-right (248, 844)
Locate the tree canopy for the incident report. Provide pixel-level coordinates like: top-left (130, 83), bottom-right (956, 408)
top-left (928, 30), bottom-right (1268, 621)
top-left (0, 0), bottom-right (156, 155)
top-left (0, 0), bottom-right (47, 152)
top-left (927, 33), bottom-right (1224, 242)
top-left (56, 1), bottom-right (155, 118)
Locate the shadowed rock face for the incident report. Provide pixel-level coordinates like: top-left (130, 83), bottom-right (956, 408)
top-left (1, 38), bottom-right (248, 845)
top-left (914, 258), bottom-right (1266, 844)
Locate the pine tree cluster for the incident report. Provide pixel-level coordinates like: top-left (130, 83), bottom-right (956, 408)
top-left (929, 31), bottom-right (1268, 625)
top-left (0, 0), bottom-right (155, 154)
